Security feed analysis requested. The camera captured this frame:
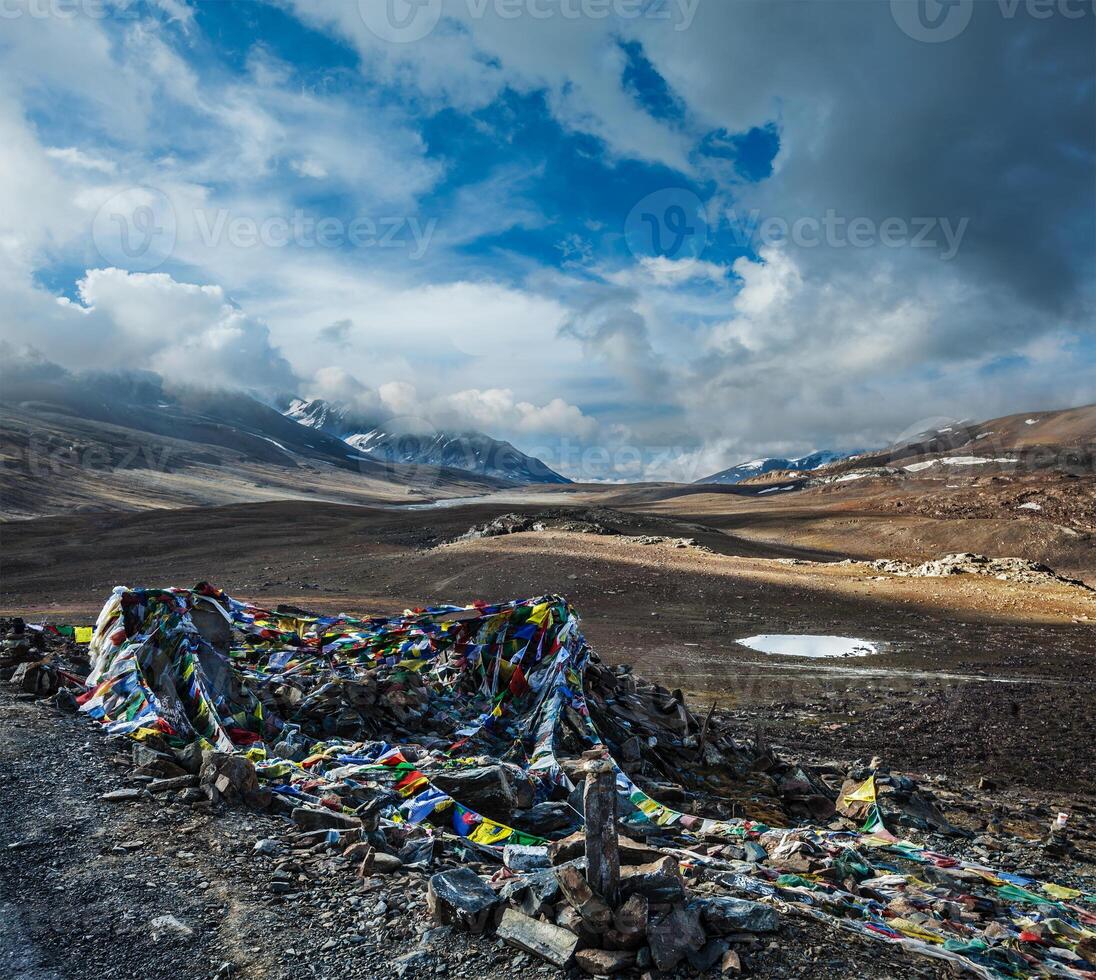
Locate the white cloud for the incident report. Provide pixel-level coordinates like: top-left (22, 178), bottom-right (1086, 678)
top-left (285, 0), bottom-right (695, 171)
top-left (305, 368), bottom-right (597, 442)
top-left (1, 1), bottom-right (1092, 482)
top-left (435, 388), bottom-right (598, 439)
top-left (637, 256), bottom-right (728, 286)
top-left (44, 146), bottom-right (118, 174)
top-left (64, 268), bottom-right (297, 393)
top-left (290, 158), bottom-right (329, 179)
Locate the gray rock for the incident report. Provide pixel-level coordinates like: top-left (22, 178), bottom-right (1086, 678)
top-left (148, 775), bottom-right (199, 793)
top-left (575, 948), bottom-right (636, 975)
top-left (148, 914), bottom-right (194, 940)
top-left (372, 852), bottom-right (403, 873)
top-left (647, 904), bottom-right (706, 971)
top-left (499, 867), bottom-right (561, 918)
top-left (503, 844), bottom-right (550, 872)
top-left (53, 688), bottom-right (79, 713)
top-left (101, 788), bottom-right (144, 802)
top-left (291, 806), bottom-right (361, 832)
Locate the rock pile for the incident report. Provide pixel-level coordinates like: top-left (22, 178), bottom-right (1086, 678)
top-left (458, 510), bottom-right (620, 540)
top-left (429, 836), bottom-right (782, 975)
top-left (1, 617), bottom-right (69, 698)
top-left (865, 552), bottom-right (1090, 588)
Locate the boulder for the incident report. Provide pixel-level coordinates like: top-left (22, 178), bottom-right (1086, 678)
top-left (500, 867), bottom-right (560, 918)
top-left (647, 903), bottom-right (706, 971)
top-left (688, 939), bottom-right (730, 971)
top-left (426, 868), bottom-right (501, 934)
top-left (510, 801), bottom-right (580, 837)
top-left (618, 856), bottom-right (685, 903)
top-left (291, 807), bottom-right (361, 832)
top-left (555, 905), bottom-right (601, 945)
top-left (613, 893), bottom-right (648, 940)
top-left (11, 661), bottom-right (58, 697)
top-left (53, 688), bottom-right (80, 714)
top-left (432, 764), bottom-right (532, 822)
top-left (602, 927), bottom-right (645, 951)
top-left (548, 831), bottom-right (664, 866)
top-left (503, 844), bottom-right (550, 872)
top-left (691, 896), bottom-right (780, 934)
top-left (199, 751), bottom-right (267, 808)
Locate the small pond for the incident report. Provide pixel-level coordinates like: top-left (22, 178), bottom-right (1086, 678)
top-left (735, 634), bottom-right (878, 659)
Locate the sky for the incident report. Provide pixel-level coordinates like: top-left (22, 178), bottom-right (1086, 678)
top-left (0, 0), bottom-right (1093, 481)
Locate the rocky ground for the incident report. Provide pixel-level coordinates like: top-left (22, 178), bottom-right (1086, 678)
top-left (0, 670), bottom-right (967, 980)
top-left (2, 606), bottom-right (1093, 980)
top-left (2, 496), bottom-right (1094, 978)
top-left (10, 676), bottom-right (1088, 980)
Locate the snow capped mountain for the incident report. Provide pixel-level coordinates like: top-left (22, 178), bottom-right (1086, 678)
top-left (696, 449), bottom-right (863, 485)
top-left (284, 398), bottom-right (571, 485)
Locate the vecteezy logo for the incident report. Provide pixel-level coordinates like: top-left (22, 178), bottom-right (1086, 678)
top-left (358, 0), bottom-right (443, 43)
top-left (91, 186), bottom-right (176, 272)
top-left (890, 0), bottom-right (974, 42)
top-left (624, 188), bottom-right (708, 261)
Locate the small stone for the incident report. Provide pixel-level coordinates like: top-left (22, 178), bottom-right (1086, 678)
top-left (575, 948), bottom-right (636, 975)
top-left (53, 688), bottom-right (79, 714)
top-left (373, 852), bottom-right (403, 873)
top-left (148, 914), bottom-right (194, 940)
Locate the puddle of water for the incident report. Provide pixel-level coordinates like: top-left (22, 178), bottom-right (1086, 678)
top-left (736, 634), bottom-right (878, 658)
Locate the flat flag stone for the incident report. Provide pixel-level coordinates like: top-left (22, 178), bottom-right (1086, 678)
top-left (497, 908), bottom-right (578, 968)
top-left (101, 788), bottom-right (143, 802)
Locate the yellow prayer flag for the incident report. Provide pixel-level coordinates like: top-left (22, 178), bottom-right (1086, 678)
top-left (842, 776), bottom-right (877, 806)
top-left (1042, 883), bottom-right (1083, 901)
top-left (470, 820), bottom-right (512, 845)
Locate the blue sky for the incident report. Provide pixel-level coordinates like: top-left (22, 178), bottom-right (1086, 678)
top-left (1, 0), bottom-right (1093, 480)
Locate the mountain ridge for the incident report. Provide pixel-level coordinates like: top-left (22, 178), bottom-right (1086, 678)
top-left (696, 449), bottom-right (864, 485)
top-left (284, 397), bottom-right (571, 485)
